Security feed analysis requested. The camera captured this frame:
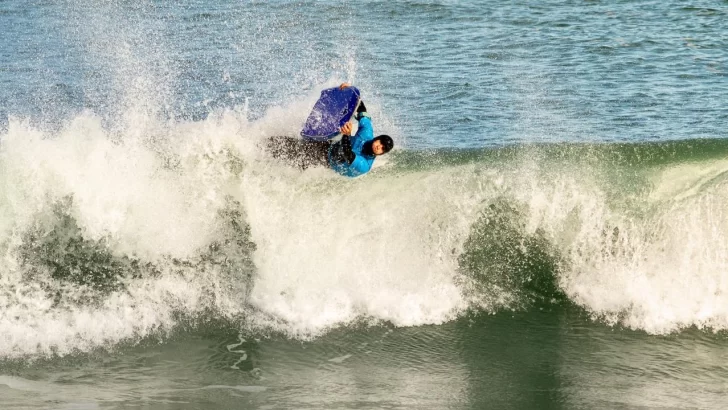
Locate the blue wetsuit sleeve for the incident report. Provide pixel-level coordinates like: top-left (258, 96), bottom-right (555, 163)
top-left (354, 116), bottom-right (373, 145)
top-left (349, 155), bottom-right (372, 175)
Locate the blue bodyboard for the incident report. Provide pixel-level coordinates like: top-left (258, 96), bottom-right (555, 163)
top-left (301, 87), bottom-right (361, 141)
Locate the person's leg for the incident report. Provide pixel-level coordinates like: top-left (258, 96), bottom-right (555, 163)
top-left (266, 136), bottom-right (330, 169)
top-left (266, 136), bottom-right (300, 160)
top-left (298, 140), bottom-right (330, 168)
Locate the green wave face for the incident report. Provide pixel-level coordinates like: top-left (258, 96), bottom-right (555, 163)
top-left (394, 139), bottom-right (728, 332)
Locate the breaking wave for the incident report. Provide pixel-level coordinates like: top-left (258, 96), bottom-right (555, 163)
top-left (2, 103), bottom-right (728, 358)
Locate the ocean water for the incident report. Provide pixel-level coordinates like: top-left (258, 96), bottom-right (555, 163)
top-left (1, 0), bottom-right (728, 408)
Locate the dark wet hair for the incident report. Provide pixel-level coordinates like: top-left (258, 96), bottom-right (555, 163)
top-left (375, 135), bottom-right (394, 154)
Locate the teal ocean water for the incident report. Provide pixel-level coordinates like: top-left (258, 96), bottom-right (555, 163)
top-left (2, 1), bottom-right (728, 408)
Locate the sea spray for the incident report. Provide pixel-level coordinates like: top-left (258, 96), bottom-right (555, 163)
top-left (0, 109), bottom-right (257, 358)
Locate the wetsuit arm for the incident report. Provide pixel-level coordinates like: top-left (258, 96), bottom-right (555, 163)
top-left (354, 116), bottom-right (373, 144)
top-left (349, 155), bottom-right (371, 175)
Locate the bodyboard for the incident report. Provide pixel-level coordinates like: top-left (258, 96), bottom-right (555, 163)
top-left (301, 87), bottom-right (361, 141)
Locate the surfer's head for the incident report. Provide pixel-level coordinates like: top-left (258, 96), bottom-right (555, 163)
top-left (372, 135), bottom-right (394, 156)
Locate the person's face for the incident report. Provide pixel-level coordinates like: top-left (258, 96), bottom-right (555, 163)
top-left (372, 139), bottom-right (385, 155)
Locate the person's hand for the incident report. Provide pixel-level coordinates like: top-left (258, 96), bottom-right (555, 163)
top-left (340, 121), bottom-right (353, 136)
top-left (339, 82), bottom-right (351, 90)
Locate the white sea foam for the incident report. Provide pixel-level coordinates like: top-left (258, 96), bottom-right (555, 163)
top-left (0, 109), bottom-right (258, 358)
top-left (508, 156), bottom-right (728, 334)
top-left (557, 163), bottom-right (728, 334)
top-left (241, 165), bottom-right (485, 335)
